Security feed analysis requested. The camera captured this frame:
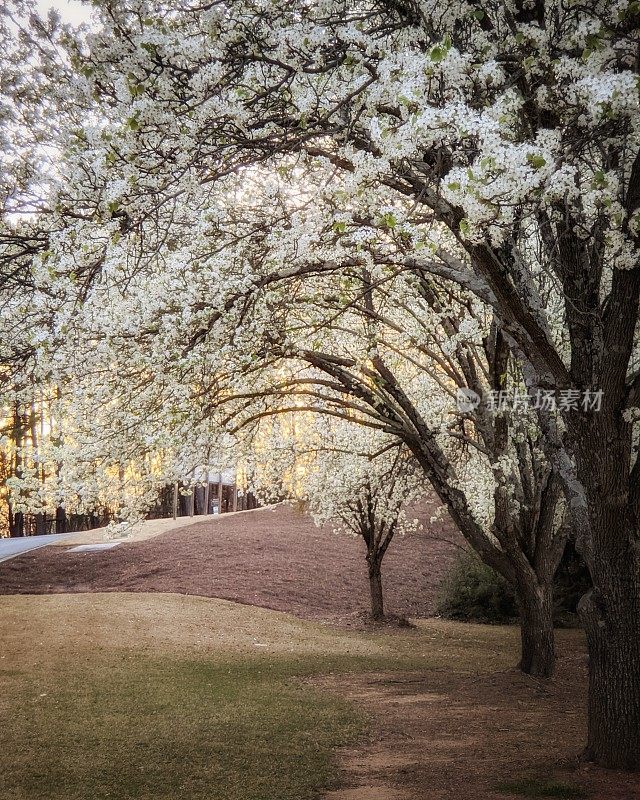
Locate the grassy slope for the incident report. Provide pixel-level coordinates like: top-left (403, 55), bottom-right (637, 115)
top-left (0, 593), bottom-right (579, 800)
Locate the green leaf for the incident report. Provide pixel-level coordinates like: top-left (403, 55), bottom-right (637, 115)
top-left (585, 33), bottom-right (602, 51)
top-left (526, 153), bottom-right (547, 170)
top-left (459, 219), bottom-right (470, 236)
top-left (382, 212), bottom-right (397, 229)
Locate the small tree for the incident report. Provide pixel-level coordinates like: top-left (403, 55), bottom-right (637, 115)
top-left (256, 419), bottom-right (423, 621)
top-left (324, 453), bottom-right (421, 621)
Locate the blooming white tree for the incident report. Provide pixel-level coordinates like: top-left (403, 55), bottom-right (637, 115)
top-left (306, 441), bottom-right (423, 622)
top-left (248, 416), bottom-right (424, 620)
top-left (10, 157), bottom-right (569, 676)
top-left (3, 0), bottom-right (640, 770)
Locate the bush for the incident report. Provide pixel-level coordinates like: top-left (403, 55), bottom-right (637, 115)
top-left (437, 543), bottom-right (593, 626)
top-left (437, 550), bottom-right (517, 624)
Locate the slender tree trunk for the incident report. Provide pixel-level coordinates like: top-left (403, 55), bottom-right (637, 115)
top-left (368, 558), bottom-right (384, 620)
top-left (516, 580), bottom-right (555, 678)
top-left (10, 405), bottom-right (25, 537)
top-left (9, 507), bottom-right (24, 537)
top-left (30, 401), bottom-right (46, 536)
top-left (55, 505), bottom-right (67, 534)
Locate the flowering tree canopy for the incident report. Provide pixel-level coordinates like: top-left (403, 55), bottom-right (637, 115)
top-left (1, 0), bottom-right (639, 770)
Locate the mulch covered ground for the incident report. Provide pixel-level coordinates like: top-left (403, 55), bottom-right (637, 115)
top-left (320, 652), bottom-right (640, 800)
top-left (0, 502), bottom-right (462, 623)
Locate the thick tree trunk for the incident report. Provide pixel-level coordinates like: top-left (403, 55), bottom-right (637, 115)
top-left (571, 411), bottom-right (640, 770)
top-left (517, 581), bottom-right (555, 678)
top-left (580, 560), bottom-right (640, 769)
top-left (368, 561), bottom-right (384, 620)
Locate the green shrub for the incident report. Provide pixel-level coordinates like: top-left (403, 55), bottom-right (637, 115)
top-left (437, 544), bottom-right (592, 627)
top-left (436, 550), bottom-right (517, 624)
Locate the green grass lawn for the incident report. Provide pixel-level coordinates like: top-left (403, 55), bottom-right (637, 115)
top-left (495, 778), bottom-right (587, 799)
top-left (0, 592), bottom-right (550, 800)
top-left (2, 651), bottom-right (370, 800)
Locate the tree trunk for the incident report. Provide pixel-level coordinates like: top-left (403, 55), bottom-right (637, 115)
top-left (571, 411), bottom-right (640, 770)
top-left (368, 561), bottom-right (384, 620)
top-left (55, 506), bottom-right (67, 534)
top-left (9, 507), bottom-right (24, 537)
top-left (579, 560), bottom-right (640, 769)
top-left (30, 403), bottom-right (46, 536)
top-left (517, 581), bottom-right (555, 679)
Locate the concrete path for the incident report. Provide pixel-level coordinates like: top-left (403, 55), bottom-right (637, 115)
top-left (48, 505), bottom-right (280, 547)
top-left (0, 533), bottom-right (75, 564)
top-left (0, 506), bottom-right (279, 563)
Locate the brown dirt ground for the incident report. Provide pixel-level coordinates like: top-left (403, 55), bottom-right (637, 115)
top-left (319, 653), bottom-right (640, 800)
top-left (0, 502), bottom-right (461, 624)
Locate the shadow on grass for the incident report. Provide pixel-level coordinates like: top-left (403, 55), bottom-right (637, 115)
top-left (496, 777), bottom-right (587, 799)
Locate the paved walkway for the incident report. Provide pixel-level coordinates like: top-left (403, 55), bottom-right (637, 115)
top-left (0, 508), bottom-right (277, 564)
top-left (0, 534), bottom-right (75, 564)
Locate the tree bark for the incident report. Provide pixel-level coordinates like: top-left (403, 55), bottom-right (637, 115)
top-left (516, 581), bottom-right (555, 679)
top-left (368, 561), bottom-right (384, 620)
top-left (9, 508), bottom-right (24, 537)
top-left (580, 581), bottom-right (640, 770)
top-left (55, 505), bottom-right (67, 534)
top-left (571, 411), bottom-right (640, 770)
